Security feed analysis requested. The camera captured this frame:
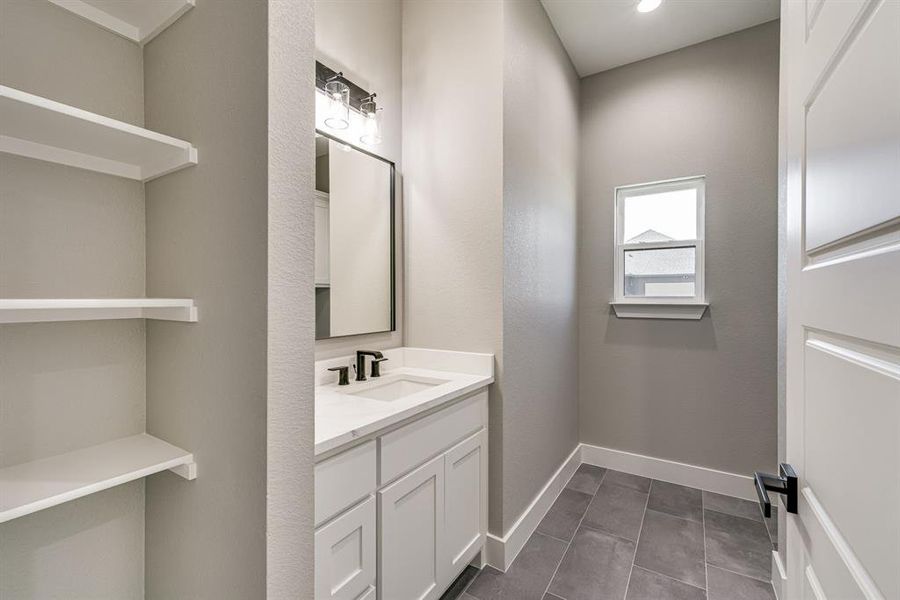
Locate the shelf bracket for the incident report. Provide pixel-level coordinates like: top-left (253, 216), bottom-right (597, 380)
top-left (169, 460), bottom-right (197, 480)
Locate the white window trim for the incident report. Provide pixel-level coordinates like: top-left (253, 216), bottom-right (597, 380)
top-left (611, 176), bottom-right (708, 320)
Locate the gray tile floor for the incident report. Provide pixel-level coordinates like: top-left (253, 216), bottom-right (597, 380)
top-left (451, 465), bottom-right (777, 600)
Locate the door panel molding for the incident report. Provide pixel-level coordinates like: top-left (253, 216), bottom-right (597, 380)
top-left (802, 488), bottom-right (884, 599)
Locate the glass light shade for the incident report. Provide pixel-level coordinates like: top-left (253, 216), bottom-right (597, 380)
top-left (360, 101), bottom-right (383, 146)
top-left (324, 80), bottom-right (350, 130)
top-left (636, 0), bottom-right (661, 12)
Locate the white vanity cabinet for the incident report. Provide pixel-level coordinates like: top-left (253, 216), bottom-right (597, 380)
top-left (314, 389), bottom-right (488, 600)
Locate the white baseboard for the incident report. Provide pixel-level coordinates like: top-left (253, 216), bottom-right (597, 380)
top-left (484, 445), bottom-right (581, 571)
top-left (580, 443), bottom-right (756, 501)
top-left (484, 443), bottom-right (757, 572)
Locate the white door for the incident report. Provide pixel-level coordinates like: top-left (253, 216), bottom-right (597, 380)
top-left (782, 0), bottom-right (900, 599)
top-left (379, 454), bottom-right (445, 600)
top-left (443, 429), bottom-right (488, 583)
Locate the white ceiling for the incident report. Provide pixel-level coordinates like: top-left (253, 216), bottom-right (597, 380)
top-left (541, 0), bottom-right (780, 77)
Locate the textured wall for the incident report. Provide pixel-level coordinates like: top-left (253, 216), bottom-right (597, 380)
top-left (402, 0), bottom-right (506, 531)
top-left (266, 1), bottom-right (316, 596)
top-left (578, 22), bottom-right (780, 477)
top-left (0, 1), bottom-right (146, 597)
top-left (314, 0), bottom-right (403, 358)
top-left (501, 0), bottom-right (580, 535)
top-left (142, 1), bottom-right (270, 597)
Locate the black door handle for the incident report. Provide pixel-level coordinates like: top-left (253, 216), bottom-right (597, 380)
top-left (754, 463), bottom-right (798, 518)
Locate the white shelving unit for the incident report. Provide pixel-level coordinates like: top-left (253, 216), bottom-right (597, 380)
top-left (0, 298), bottom-right (198, 323)
top-left (0, 434), bottom-right (196, 523)
top-left (46, 0), bottom-right (194, 45)
top-left (0, 85), bottom-right (198, 182)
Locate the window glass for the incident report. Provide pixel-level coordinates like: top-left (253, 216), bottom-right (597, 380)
top-left (622, 188), bottom-right (697, 243)
top-left (624, 246), bottom-right (696, 297)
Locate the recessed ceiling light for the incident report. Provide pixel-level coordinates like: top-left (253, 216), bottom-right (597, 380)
top-left (636, 0), bottom-right (662, 13)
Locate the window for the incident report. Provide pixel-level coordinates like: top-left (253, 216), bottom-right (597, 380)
top-left (612, 177), bottom-right (707, 319)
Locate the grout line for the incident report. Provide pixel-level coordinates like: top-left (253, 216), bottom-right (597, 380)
top-left (705, 563), bottom-right (776, 585)
top-left (537, 466), bottom-right (609, 600)
top-left (643, 506), bottom-right (703, 525)
top-left (703, 491), bottom-right (710, 594)
top-left (631, 565), bottom-right (707, 593)
top-left (578, 520), bottom-right (640, 545)
top-left (704, 506), bottom-right (766, 526)
top-left (537, 531), bottom-right (576, 545)
top-left (622, 478), bottom-right (652, 600)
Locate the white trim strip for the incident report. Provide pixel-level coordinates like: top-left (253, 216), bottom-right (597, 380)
top-left (806, 564), bottom-right (828, 600)
top-left (486, 443), bottom-right (759, 571)
top-left (580, 443), bottom-right (755, 500)
top-left (484, 445), bottom-right (581, 571)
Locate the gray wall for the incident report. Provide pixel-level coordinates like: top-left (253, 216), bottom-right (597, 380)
top-left (142, 1), bottom-right (271, 597)
top-left (266, 1), bottom-right (316, 595)
top-left (314, 0), bottom-right (403, 358)
top-left (578, 22), bottom-right (780, 477)
top-left (403, 0), bottom-right (579, 536)
top-left (0, 1), bottom-right (147, 597)
top-left (402, 0), bottom-right (505, 532)
top-left (501, 0), bottom-right (580, 535)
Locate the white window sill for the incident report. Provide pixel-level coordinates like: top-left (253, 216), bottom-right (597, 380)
top-left (610, 301), bottom-right (709, 320)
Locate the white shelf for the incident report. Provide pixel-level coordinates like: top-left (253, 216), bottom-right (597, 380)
top-left (47, 0), bottom-right (194, 45)
top-left (0, 85), bottom-right (198, 181)
top-left (0, 298), bottom-right (198, 323)
top-left (0, 433), bottom-right (196, 523)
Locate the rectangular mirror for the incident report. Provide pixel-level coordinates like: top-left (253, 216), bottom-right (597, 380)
top-left (315, 131), bottom-right (395, 339)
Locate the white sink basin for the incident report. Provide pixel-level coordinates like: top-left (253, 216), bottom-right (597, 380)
top-left (350, 375), bottom-right (448, 402)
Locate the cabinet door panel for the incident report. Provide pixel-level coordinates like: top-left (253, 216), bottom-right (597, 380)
top-left (315, 193), bottom-right (330, 285)
top-left (379, 454), bottom-right (445, 600)
top-left (315, 496), bottom-right (375, 600)
top-left (443, 429), bottom-right (487, 581)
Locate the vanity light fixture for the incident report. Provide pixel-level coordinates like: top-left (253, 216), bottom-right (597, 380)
top-left (324, 73), bottom-right (350, 130)
top-left (636, 0), bottom-right (662, 12)
top-left (360, 94), bottom-right (383, 146)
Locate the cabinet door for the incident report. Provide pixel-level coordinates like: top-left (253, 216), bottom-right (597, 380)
top-left (379, 454), bottom-right (445, 600)
top-left (443, 429), bottom-right (488, 582)
top-left (315, 496), bottom-right (375, 600)
top-left (314, 194), bottom-right (330, 286)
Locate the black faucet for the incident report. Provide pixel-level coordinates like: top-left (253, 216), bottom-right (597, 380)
top-left (355, 350), bottom-right (384, 382)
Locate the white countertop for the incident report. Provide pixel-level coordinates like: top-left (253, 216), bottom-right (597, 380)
top-left (315, 348), bottom-right (494, 456)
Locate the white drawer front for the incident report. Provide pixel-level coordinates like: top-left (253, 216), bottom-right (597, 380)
top-left (379, 389), bottom-right (487, 485)
top-left (315, 496), bottom-right (376, 600)
top-left (315, 440), bottom-right (376, 527)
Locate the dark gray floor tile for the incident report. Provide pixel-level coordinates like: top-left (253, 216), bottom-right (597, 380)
top-left (626, 566), bottom-right (707, 600)
top-left (537, 488), bottom-right (592, 542)
top-left (649, 480), bottom-right (703, 522)
top-left (704, 509), bottom-right (772, 582)
top-left (460, 595), bottom-right (478, 600)
top-left (543, 595), bottom-right (564, 600)
top-left (466, 533), bottom-right (567, 600)
top-left (604, 469), bottom-right (652, 493)
top-left (566, 464), bottom-right (607, 495)
top-left (702, 491), bottom-right (764, 523)
top-left (581, 481), bottom-right (648, 541)
top-left (548, 527), bottom-right (636, 600)
top-left (708, 566), bottom-right (776, 600)
top-left (634, 509), bottom-right (706, 588)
